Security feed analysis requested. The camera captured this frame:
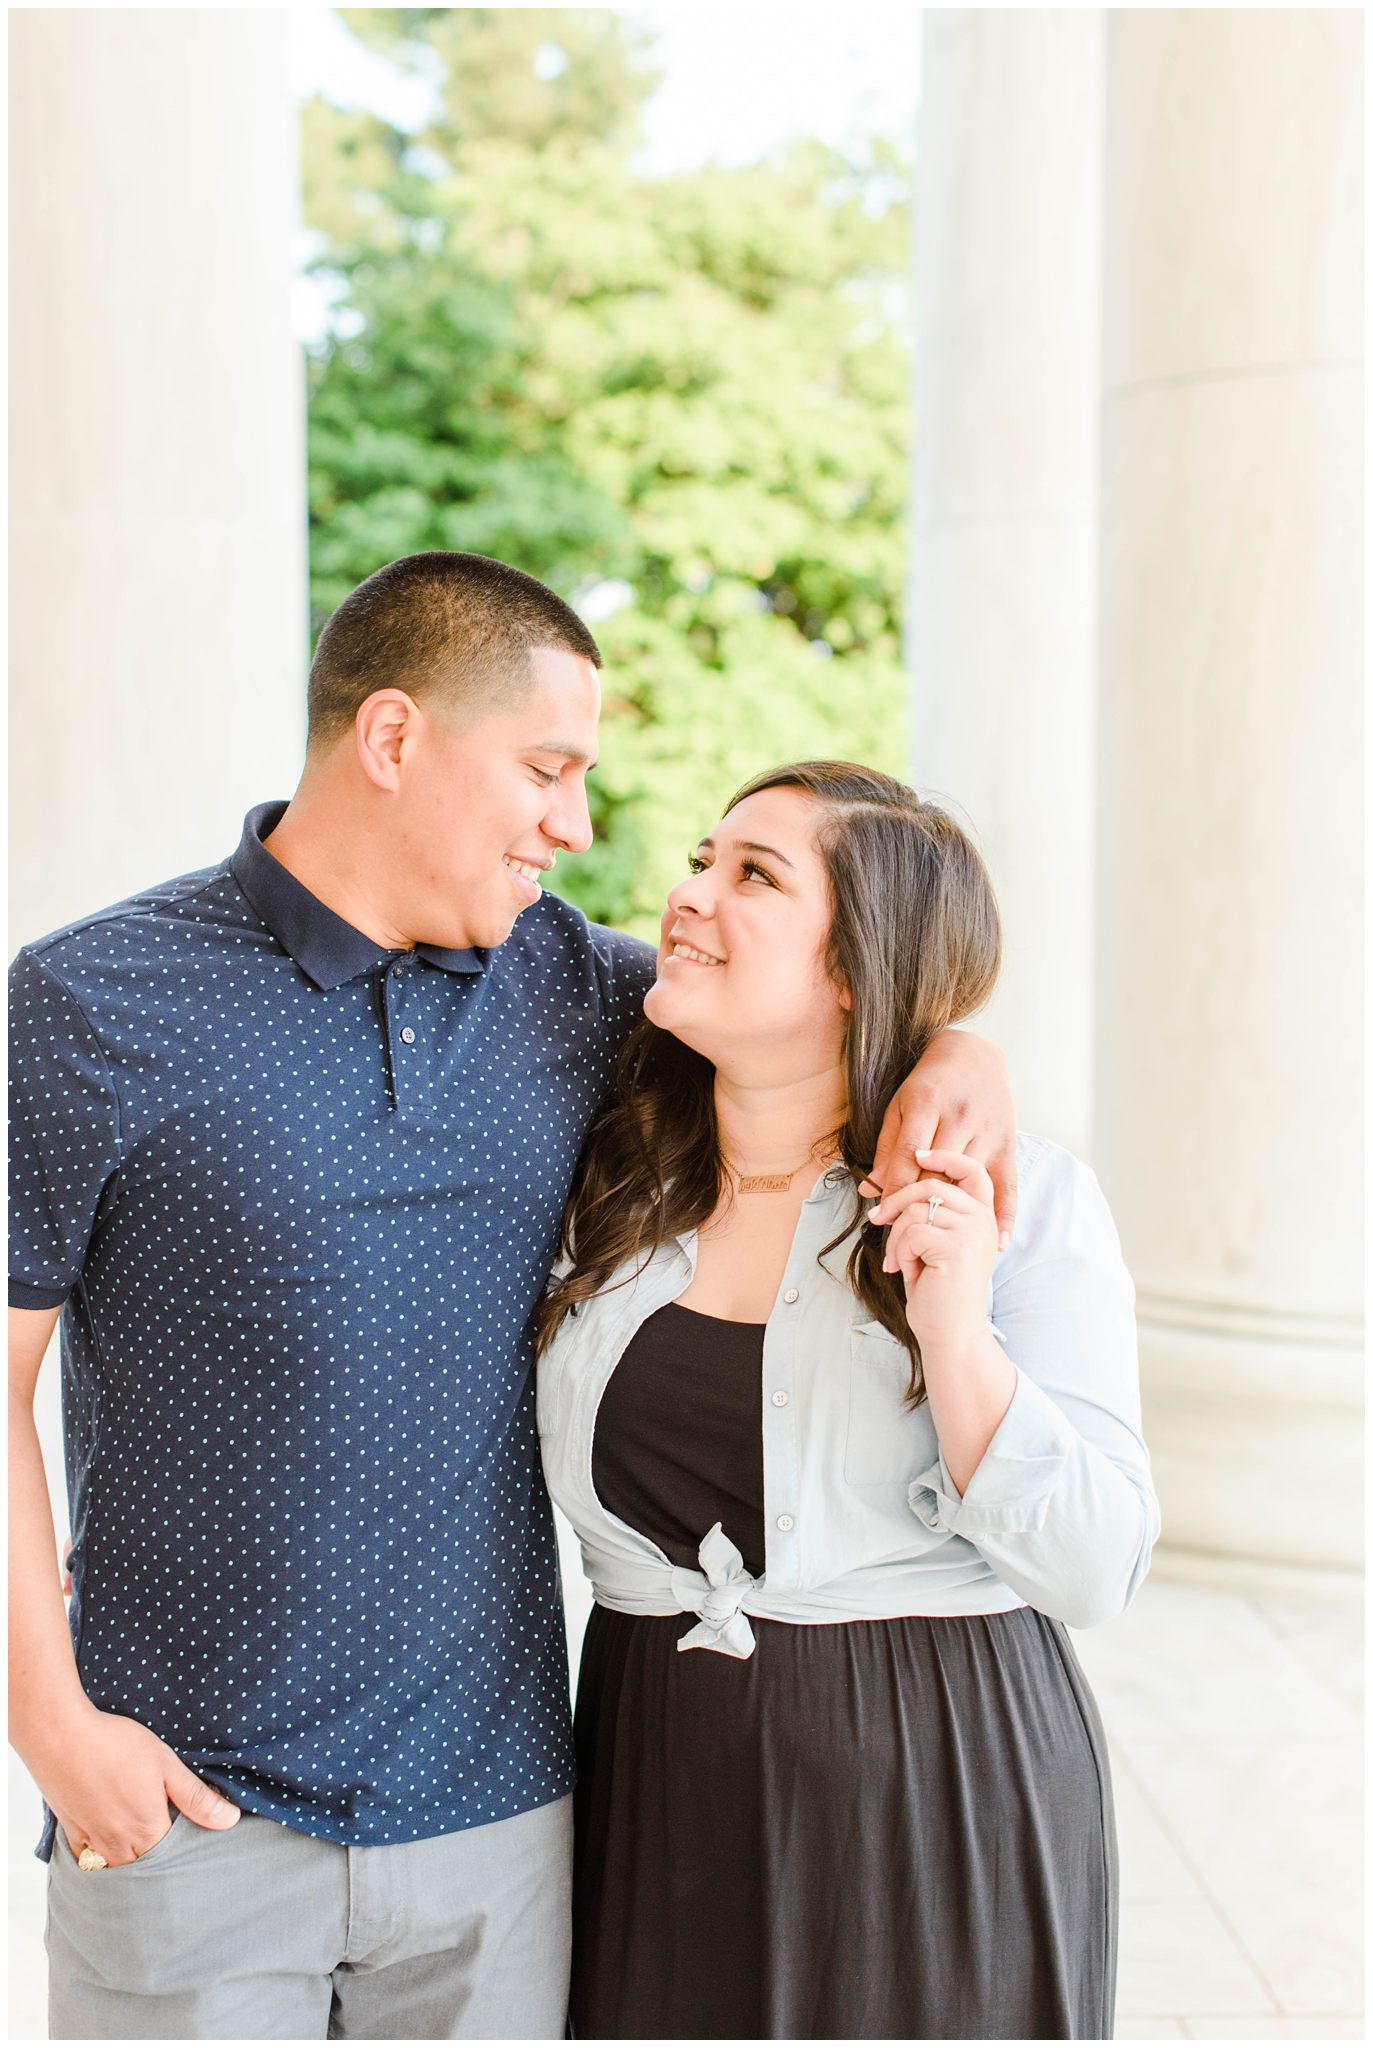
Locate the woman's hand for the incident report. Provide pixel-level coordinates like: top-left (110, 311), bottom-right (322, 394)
top-left (875, 1148), bottom-right (1000, 1350)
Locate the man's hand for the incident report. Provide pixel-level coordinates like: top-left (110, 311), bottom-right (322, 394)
top-left (10, 1304), bottom-right (241, 1872)
top-left (37, 1704), bottom-right (240, 1869)
top-left (858, 1028), bottom-right (1018, 1251)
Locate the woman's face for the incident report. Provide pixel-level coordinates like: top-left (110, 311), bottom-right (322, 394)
top-left (643, 786), bottom-right (850, 1076)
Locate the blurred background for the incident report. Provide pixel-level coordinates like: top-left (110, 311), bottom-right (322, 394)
top-left (9, 7), bottom-right (1364, 2039)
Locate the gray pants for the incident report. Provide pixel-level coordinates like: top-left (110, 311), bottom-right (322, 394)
top-left (46, 1794), bottom-right (572, 2040)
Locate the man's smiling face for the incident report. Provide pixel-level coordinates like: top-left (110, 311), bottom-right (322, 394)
top-left (397, 645), bottom-right (601, 951)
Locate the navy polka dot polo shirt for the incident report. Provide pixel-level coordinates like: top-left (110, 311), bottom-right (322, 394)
top-left (9, 802), bottom-right (654, 1859)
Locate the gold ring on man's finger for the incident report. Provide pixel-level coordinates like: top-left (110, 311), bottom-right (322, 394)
top-left (76, 1846), bottom-right (107, 1871)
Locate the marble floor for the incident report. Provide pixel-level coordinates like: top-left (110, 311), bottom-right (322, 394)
top-left (1067, 1572), bottom-right (1364, 2041)
top-left (8, 1562), bottom-right (1363, 2041)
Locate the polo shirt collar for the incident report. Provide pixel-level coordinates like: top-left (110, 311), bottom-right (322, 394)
top-left (231, 802), bottom-right (487, 991)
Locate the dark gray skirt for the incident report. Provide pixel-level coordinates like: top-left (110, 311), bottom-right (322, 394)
top-left (571, 1305), bottom-right (1119, 2040)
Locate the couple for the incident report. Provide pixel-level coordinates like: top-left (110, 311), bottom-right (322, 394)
top-left (9, 550), bottom-right (1158, 2041)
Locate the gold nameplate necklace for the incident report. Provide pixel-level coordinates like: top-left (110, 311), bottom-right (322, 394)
top-left (725, 1153), bottom-right (837, 1194)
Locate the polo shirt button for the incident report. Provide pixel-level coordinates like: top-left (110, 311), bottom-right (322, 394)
top-left (776, 1514), bottom-right (795, 1532)
top-left (400, 1027), bottom-right (416, 1045)
top-left (782, 1287), bottom-right (799, 1304)
top-left (771, 1390), bottom-right (789, 1408)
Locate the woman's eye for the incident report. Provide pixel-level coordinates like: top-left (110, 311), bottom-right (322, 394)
top-left (684, 852), bottom-right (773, 883)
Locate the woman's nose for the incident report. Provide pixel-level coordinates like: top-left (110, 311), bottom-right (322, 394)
top-left (667, 871), bottom-right (710, 916)
top-left (676, 851), bottom-right (725, 909)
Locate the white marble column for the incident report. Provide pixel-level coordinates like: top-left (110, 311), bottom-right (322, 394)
top-left (9, 9), bottom-right (308, 948)
top-left (1094, 11), bottom-right (1364, 1575)
top-left (910, 9), bottom-right (1105, 1155)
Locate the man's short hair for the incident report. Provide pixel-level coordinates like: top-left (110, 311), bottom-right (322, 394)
top-left (307, 552), bottom-right (603, 749)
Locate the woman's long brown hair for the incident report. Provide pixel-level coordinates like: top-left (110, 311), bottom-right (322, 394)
top-left (533, 761), bottom-right (1002, 1403)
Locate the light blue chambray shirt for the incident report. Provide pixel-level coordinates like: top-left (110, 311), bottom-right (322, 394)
top-left (538, 1131), bottom-right (1161, 1655)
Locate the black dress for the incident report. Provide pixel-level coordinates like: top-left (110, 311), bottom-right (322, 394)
top-left (569, 1301), bottom-right (1119, 2041)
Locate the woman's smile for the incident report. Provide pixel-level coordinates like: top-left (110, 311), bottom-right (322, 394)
top-left (665, 940), bottom-right (725, 967)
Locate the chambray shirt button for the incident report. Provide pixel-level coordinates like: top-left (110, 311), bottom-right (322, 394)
top-left (929, 1515), bottom-right (942, 1530)
top-left (771, 1390), bottom-right (789, 1408)
top-left (776, 1514), bottom-right (795, 1532)
top-left (399, 1027), bottom-right (416, 1045)
top-left (782, 1287), bottom-right (799, 1304)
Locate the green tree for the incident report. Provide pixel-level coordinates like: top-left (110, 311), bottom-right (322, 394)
top-left (304, 9), bottom-right (910, 935)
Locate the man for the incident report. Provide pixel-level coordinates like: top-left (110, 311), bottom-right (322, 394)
top-left (10, 551), bottom-right (1018, 2038)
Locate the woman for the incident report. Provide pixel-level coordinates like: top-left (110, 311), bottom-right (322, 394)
top-left (536, 761), bottom-right (1159, 2041)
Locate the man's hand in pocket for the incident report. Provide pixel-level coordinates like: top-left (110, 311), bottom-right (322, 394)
top-left (42, 1706), bottom-right (241, 1869)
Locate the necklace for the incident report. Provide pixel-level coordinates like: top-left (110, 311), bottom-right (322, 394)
top-left (723, 1151), bottom-right (836, 1194)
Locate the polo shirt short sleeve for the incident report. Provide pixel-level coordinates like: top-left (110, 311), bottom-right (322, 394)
top-left (10, 948), bottom-right (123, 1309)
top-left (8, 805), bottom-right (657, 1861)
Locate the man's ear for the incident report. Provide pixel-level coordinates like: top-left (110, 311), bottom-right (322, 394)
top-left (354, 689), bottom-right (420, 792)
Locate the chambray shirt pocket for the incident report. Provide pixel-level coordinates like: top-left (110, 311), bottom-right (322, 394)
top-left (843, 1325), bottom-right (931, 1487)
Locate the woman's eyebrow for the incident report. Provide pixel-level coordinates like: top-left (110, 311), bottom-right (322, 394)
top-left (695, 836), bottom-right (795, 871)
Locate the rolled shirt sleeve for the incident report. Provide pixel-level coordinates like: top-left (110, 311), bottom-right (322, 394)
top-left (8, 948), bottom-right (123, 1309)
top-left (907, 1141), bottom-right (1161, 1628)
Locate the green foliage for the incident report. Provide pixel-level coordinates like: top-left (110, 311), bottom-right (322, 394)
top-left (304, 9), bottom-right (910, 937)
